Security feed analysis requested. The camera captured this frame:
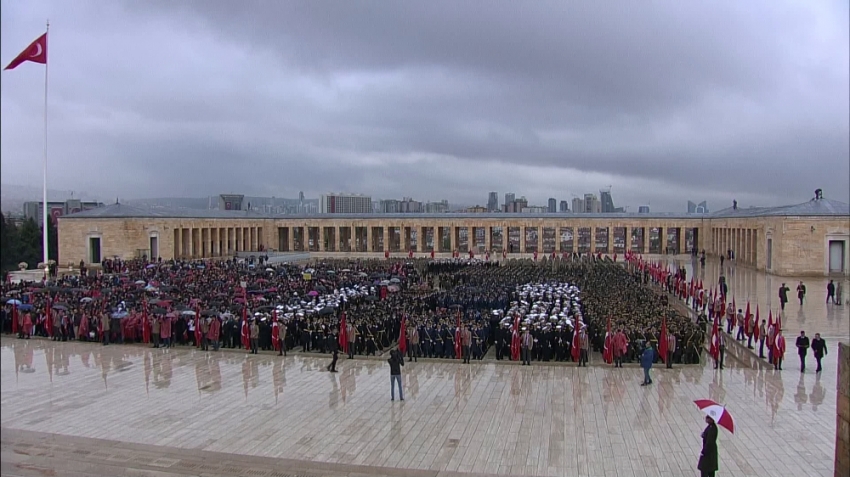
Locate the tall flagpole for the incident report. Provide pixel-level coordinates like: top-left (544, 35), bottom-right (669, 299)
top-left (42, 20), bottom-right (50, 276)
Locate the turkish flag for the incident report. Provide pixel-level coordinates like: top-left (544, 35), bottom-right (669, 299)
top-left (571, 324), bottom-right (581, 362)
top-left (709, 314), bottom-right (720, 360)
top-left (5, 33), bottom-right (47, 70)
top-left (397, 314), bottom-right (407, 355)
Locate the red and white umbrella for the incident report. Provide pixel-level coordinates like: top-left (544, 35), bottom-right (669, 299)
top-left (693, 399), bottom-right (735, 433)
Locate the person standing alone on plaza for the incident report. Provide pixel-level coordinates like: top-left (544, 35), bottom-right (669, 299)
top-left (697, 415), bottom-right (719, 477)
top-left (797, 281), bottom-right (806, 306)
top-left (811, 333), bottom-right (827, 373)
top-left (778, 283), bottom-right (790, 311)
top-left (827, 280), bottom-right (837, 304)
top-left (327, 332), bottom-right (339, 372)
top-left (388, 349), bottom-right (404, 401)
top-left (795, 330), bottom-right (809, 372)
top-left (640, 343), bottom-right (654, 386)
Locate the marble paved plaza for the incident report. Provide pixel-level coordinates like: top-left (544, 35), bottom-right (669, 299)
top-left (2, 259), bottom-right (848, 477)
top-left (0, 334), bottom-right (843, 477)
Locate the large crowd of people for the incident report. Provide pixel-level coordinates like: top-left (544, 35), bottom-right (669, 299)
top-left (1, 254), bottom-right (704, 366)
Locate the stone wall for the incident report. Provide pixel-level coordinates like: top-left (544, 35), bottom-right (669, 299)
top-left (837, 342), bottom-right (850, 477)
top-left (57, 214), bottom-right (849, 276)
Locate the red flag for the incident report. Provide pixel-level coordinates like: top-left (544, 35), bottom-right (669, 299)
top-left (658, 315), bottom-right (668, 363)
top-left (775, 311), bottom-right (782, 334)
top-left (744, 301), bottom-right (751, 336)
top-left (338, 311), bottom-right (347, 353)
top-left (571, 323), bottom-right (581, 362)
top-left (45, 297), bottom-right (52, 338)
top-left (4, 33), bottom-right (47, 70)
top-left (398, 314), bottom-right (407, 355)
top-left (709, 314), bottom-right (720, 360)
top-left (142, 300), bottom-right (150, 344)
top-left (272, 310), bottom-right (280, 352)
top-left (603, 317), bottom-right (613, 364)
top-left (775, 333), bottom-right (786, 366)
top-left (454, 310), bottom-right (462, 359)
top-left (767, 310), bottom-right (775, 356)
top-left (11, 305), bottom-right (18, 334)
top-left (510, 314), bottom-right (520, 361)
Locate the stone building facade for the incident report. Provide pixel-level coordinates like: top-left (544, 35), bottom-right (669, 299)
top-left (58, 198), bottom-right (849, 277)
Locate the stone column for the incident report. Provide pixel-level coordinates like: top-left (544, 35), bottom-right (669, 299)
top-left (657, 226), bottom-right (664, 254)
top-left (521, 226), bottom-right (528, 253)
top-left (318, 227), bottom-right (325, 252)
top-left (366, 227), bottom-right (373, 252)
top-left (419, 227), bottom-right (427, 252)
top-left (450, 226), bottom-right (457, 253)
top-left (501, 225), bottom-right (508, 252)
top-left (836, 343), bottom-right (850, 477)
top-left (485, 226), bottom-right (492, 252)
top-left (537, 227), bottom-right (543, 253)
top-left (625, 226), bottom-right (632, 253)
top-left (385, 226), bottom-right (391, 252)
top-left (404, 227), bottom-right (412, 252)
top-left (589, 225), bottom-right (596, 254)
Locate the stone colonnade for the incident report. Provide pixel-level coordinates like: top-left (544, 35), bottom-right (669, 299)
top-left (273, 221), bottom-right (705, 255)
top-left (710, 226), bottom-right (761, 267)
top-left (172, 225), bottom-right (265, 259)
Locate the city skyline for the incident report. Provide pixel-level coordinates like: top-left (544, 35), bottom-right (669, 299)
top-left (1, 2), bottom-right (848, 213)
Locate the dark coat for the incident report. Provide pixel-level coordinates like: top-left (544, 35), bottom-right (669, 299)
top-left (697, 422), bottom-right (719, 472)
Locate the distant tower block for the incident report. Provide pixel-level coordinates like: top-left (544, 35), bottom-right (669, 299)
top-left (219, 194), bottom-right (245, 211)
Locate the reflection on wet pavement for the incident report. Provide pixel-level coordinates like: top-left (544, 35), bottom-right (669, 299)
top-left (1, 331), bottom-right (840, 477)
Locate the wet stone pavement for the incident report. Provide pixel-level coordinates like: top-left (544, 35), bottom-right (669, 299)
top-left (1, 258), bottom-right (847, 477)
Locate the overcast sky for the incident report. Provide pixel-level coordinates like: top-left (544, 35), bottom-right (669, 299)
top-left (2, 1), bottom-right (848, 212)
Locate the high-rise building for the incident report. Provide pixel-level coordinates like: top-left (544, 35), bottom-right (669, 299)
top-left (504, 193), bottom-right (515, 209)
top-left (503, 196), bottom-right (528, 213)
top-left (600, 190), bottom-right (616, 213)
top-left (487, 192), bottom-right (499, 212)
top-left (687, 200), bottom-right (709, 214)
top-left (638, 206), bottom-right (650, 213)
top-left (379, 197), bottom-right (423, 213)
top-left (572, 194), bottom-right (601, 213)
top-left (559, 200), bottom-right (569, 212)
top-left (548, 198), bottom-right (557, 213)
top-left (24, 199), bottom-right (104, 227)
top-left (298, 191), bottom-right (304, 203)
top-left (319, 193), bottom-right (372, 214)
top-left (424, 200), bottom-right (449, 213)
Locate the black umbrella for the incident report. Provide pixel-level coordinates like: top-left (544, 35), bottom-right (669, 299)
top-left (255, 305), bottom-right (274, 312)
top-left (151, 307), bottom-right (167, 314)
top-left (365, 295), bottom-right (379, 302)
top-left (200, 309), bottom-right (217, 317)
top-left (52, 303), bottom-right (69, 310)
top-left (319, 307), bottom-right (335, 316)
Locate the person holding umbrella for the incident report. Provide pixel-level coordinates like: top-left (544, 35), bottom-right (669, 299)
top-left (698, 415), bottom-right (719, 477)
top-left (693, 399), bottom-right (734, 476)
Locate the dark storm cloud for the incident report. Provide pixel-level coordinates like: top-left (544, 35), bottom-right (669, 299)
top-left (1, 1), bottom-right (847, 211)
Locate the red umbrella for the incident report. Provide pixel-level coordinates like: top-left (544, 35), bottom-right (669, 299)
top-left (693, 399), bottom-right (735, 433)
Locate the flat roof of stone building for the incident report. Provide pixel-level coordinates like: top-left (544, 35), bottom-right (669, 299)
top-left (61, 198), bottom-right (849, 220)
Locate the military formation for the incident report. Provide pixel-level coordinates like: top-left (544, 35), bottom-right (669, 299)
top-left (2, 255), bottom-right (702, 367)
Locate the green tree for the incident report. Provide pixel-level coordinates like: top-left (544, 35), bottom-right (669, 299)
top-left (16, 218), bottom-right (41, 267)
